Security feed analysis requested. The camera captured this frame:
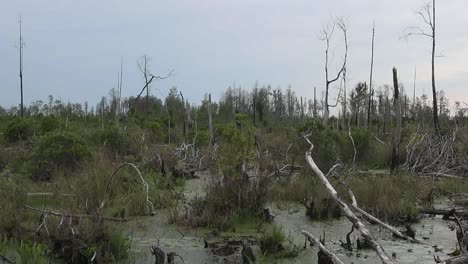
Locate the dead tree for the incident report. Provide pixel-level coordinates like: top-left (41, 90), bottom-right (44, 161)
top-left (18, 16), bottom-right (25, 118)
top-left (390, 68), bottom-right (402, 172)
top-left (208, 93), bottom-right (213, 147)
top-left (138, 55), bottom-right (151, 117)
top-left (302, 134), bottom-right (393, 263)
top-left (367, 22), bottom-right (375, 129)
top-left (322, 18), bottom-right (348, 125)
top-left (403, 0), bottom-right (439, 132)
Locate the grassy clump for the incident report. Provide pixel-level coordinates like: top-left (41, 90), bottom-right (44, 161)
top-left (270, 171), bottom-right (433, 223)
top-left (170, 171), bottom-right (269, 229)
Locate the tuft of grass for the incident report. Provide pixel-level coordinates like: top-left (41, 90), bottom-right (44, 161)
top-left (108, 231), bottom-right (131, 260)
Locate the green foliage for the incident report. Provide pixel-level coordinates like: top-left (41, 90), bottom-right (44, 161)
top-left (108, 231), bottom-right (131, 260)
top-left (4, 119), bottom-right (35, 143)
top-left (98, 126), bottom-right (137, 156)
top-left (16, 240), bottom-right (47, 264)
top-left (38, 116), bottom-right (59, 134)
top-left (29, 131), bottom-right (91, 180)
top-left (146, 120), bottom-right (165, 142)
top-left (218, 114), bottom-right (255, 168)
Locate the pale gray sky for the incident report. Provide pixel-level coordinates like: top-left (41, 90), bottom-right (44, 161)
top-left (1, 0), bottom-right (467, 109)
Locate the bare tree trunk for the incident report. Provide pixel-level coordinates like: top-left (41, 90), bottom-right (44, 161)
top-left (208, 94), bottom-right (213, 147)
top-left (180, 92), bottom-right (187, 143)
top-left (391, 68), bottom-right (402, 172)
top-left (19, 16), bottom-right (24, 118)
top-left (431, 0), bottom-right (439, 132)
top-left (313, 87), bottom-right (317, 118)
top-left (322, 18), bottom-right (348, 125)
top-left (367, 22), bottom-right (375, 129)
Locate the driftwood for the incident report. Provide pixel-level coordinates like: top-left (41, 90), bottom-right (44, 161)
top-left (302, 133), bottom-right (393, 264)
top-left (301, 230), bottom-right (344, 264)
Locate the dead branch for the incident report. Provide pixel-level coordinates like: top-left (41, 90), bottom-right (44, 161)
top-left (23, 204), bottom-right (129, 222)
top-left (302, 133), bottom-right (393, 263)
top-left (100, 163), bottom-right (155, 215)
top-left (301, 230), bottom-right (344, 264)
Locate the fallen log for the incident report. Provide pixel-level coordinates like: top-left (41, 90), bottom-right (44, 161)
top-left (419, 209), bottom-right (468, 219)
top-left (302, 134), bottom-right (393, 264)
top-left (23, 204), bottom-right (130, 222)
top-left (434, 254), bottom-right (468, 264)
top-left (349, 203), bottom-right (422, 243)
top-left (336, 176), bottom-right (420, 243)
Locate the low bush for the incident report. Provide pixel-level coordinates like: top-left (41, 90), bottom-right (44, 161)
top-left (29, 131), bottom-right (91, 180)
top-left (4, 119), bottom-right (35, 143)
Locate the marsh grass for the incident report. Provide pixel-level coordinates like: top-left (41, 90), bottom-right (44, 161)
top-left (269, 171), bottom-right (437, 222)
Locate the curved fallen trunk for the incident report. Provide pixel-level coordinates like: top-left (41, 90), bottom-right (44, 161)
top-left (302, 134), bottom-right (393, 264)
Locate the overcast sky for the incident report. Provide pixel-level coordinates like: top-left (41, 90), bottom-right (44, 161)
top-left (1, 0), bottom-right (467, 109)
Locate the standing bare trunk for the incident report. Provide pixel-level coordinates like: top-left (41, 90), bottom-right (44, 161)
top-left (431, 0), bottom-right (439, 132)
top-left (391, 68), bottom-right (402, 172)
top-left (19, 16), bottom-right (24, 118)
top-left (403, 0), bottom-right (439, 132)
top-left (322, 18), bottom-right (348, 125)
top-left (413, 66), bottom-right (416, 119)
top-left (367, 22), bottom-right (375, 129)
top-left (313, 87), bottom-right (317, 118)
top-left (180, 92), bottom-right (187, 143)
top-left (208, 94), bottom-right (213, 147)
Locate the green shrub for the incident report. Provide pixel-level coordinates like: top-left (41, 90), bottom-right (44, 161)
top-left (98, 126), bottom-right (137, 156)
top-left (4, 119), bottom-right (35, 143)
top-left (39, 116), bottom-right (59, 134)
top-left (29, 131), bottom-right (91, 180)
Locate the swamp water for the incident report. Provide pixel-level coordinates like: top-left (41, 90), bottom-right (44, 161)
top-left (121, 173), bottom-right (459, 263)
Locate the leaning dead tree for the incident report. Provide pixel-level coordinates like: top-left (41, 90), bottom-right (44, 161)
top-left (128, 56), bottom-right (174, 115)
top-left (301, 133), bottom-right (393, 264)
top-left (403, 0), bottom-right (439, 132)
top-left (322, 17), bottom-right (348, 125)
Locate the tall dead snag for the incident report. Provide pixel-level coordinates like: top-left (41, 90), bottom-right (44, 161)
top-left (322, 17), bottom-right (348, 125)
top-left (367, 22), bottom-right (375, 129)
top-left (390, 68), bottom-right (402, 172)
top-left (403, 0), bottom-right (439, 132)
top-left (302, 134), bottom-right (393, 264)
top-left (138, 55), bottom-right (151, 118)
top-left (18, 16), bottom-right (25, 118)
top-left (207, 93), bottom-right (213, 147)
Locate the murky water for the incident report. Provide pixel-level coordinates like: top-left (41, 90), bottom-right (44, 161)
top-left (121, 172), bottom-right (460, 264)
